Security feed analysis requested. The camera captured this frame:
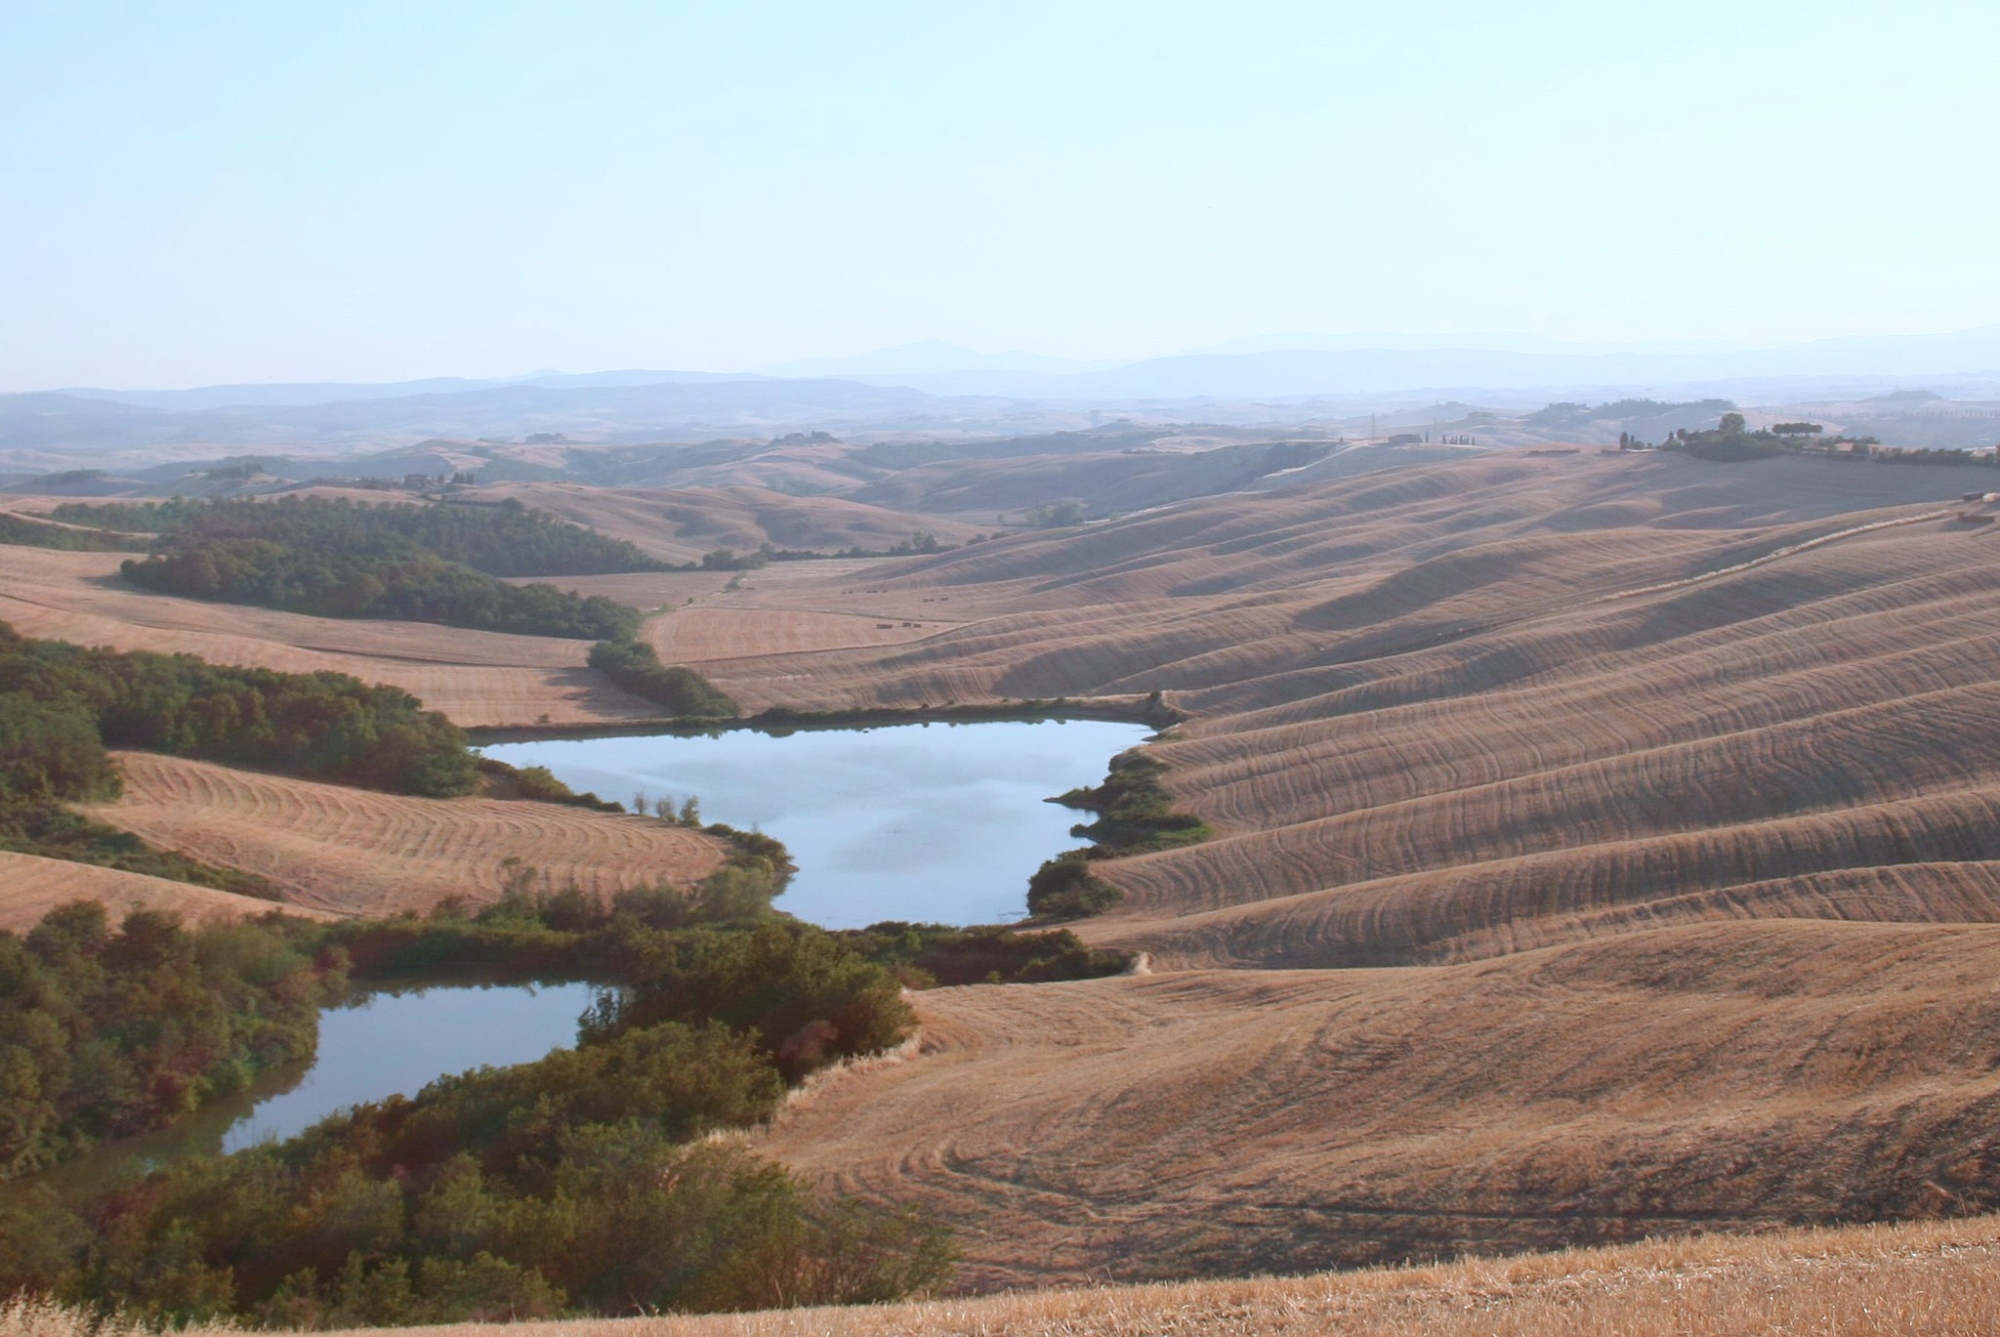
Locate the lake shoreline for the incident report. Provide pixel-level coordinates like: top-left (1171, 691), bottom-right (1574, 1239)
top-left (466, 694), bottom-right (1181, 745)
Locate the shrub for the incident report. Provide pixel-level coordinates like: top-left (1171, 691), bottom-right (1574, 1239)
top-left (588, 639), bottom-right (739, 718)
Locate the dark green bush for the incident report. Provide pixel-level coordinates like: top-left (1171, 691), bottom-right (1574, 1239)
top-left (1025, 851), bottom-right (1124, 920)
top-left (0, 902), bottom-right (340, 1180)
top-left (843, 921), bottom-right (1128, 986)
top-left (588, 639), bottom-right (739, 718)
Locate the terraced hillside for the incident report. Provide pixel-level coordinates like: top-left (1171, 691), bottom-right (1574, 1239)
top-left (80, 752), bottom-right (725, 917)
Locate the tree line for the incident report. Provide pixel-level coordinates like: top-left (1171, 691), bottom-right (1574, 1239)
top-left (587, 639), bottom-right (740, 718)
top-left (44, 496), bottom-right (649, 640)
top-left (0, 619), bottom-right (480, 893)
top-left (46, 496), bottom-right (666, 577)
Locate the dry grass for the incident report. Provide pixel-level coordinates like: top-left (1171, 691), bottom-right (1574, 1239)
top-left (0, 850), bottom-right (335, 933)
top-left (646, 606), bottom-right (963, 663)
top-left (78, 752), bottom-right (724, 917)
top-left (15, 1215), bottom-right (1985, 1336)
top-left (758, 926), bottom-right (2000, 1287)
top-left (485, 484), bottom-right (981, 565)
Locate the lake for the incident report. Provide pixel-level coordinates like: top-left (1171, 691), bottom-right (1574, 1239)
top-left (478, 718), bottom-right (1154, 928)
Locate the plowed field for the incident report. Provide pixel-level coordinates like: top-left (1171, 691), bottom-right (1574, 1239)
top-left (81, 752), bottom-right (725, 917)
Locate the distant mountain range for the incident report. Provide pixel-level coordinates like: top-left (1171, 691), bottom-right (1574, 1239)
top-left (6, 326), bottom-right (1998, 460)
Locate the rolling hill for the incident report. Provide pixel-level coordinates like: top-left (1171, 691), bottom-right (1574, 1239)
top-left (12, 443), bottom-right (2000, 1299)
top-left (79, 752), bottom-right (724, 918)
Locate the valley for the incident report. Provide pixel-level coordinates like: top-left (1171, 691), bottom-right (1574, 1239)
top-left (7, 439), bottom-right (2000, 1319)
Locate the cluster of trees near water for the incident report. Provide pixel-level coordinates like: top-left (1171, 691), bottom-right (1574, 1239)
top-left (47, 496), bottom-right (645, 640)
top-left (0, 892), bottom-right (952, 1325)
top-left (1028, 750), bottom-right (1212, 920)
top-left (0, 619), bottom-right (478, 890)
top-left (0, 903), bottom-right (342, 1181)
top-left (587, 638), bottom-right (740, 717)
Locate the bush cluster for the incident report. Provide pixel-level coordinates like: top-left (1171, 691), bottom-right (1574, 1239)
top-left (0, 620), bottom-right (476, 894)
top-left (63, 496), bottom-right (651, 640)
top-left (0, 902), bottom-right (342, 1180)
top-left (588, 639), bottom-right (739, 718)
top-left (0, 621), bottom-right (477, 797)
top-left (840, 921), bottom-right (1129, 987)
top-left (1027, 749), bottom-right (1212, 921)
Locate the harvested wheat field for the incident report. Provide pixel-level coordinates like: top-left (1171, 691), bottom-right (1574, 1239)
top-left (78, 752), bottom-right (724, 917)
top-left (498, 449), bottom-right (2000, 1281)
top-left (0, 546), bottom-right (661, 727)
top-left (487, 483), bottom-right (981, 564)
top-left (763, 924), bottom-right (2000, 1287)
top-left (0, 850), bottom-right (334, 933)
top-left (96, 1216), bottom-right (1990, 1337)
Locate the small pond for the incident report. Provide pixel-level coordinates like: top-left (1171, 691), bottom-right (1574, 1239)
top-left (222, 982), bottom-right (601, 1152)
top-left (478, 717), bottom-right (1155, 928)
top-left (25, 983), bottom-right (599, 1196)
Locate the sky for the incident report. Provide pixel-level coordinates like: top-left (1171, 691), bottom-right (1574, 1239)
top-left (2, 0), bottom-right (1997, 390)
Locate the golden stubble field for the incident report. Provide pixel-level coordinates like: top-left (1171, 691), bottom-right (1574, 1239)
top-left (0, 850), bottom-right (336, 933)
top-left (19, 1216), bottom-right (1998, 1337)
top-left (79, 752), bottom-right (725, 917)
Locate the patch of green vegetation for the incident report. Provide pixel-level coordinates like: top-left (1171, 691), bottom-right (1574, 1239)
top-left (840, 921), bottom-right (1129, 987)
top-left (1025, 851), bottom-right (1124, 921)
top-left (472, 757), bottom-right (622, 811)
top-left (1054, 750), bottom-right (1213, 855)
top-left (0, 625), bottom-right (478, 896)
top-left (49, 495), bottom-right (666, 576)
top-left (60, 495), bottom-right (648, 639)
top-left (588, 639), bottom-right (738, 718)
top-left (0, 885), bottom-right (952, 1325)
top-left (0, 512), bottom-right (143, 552)
top-left (0, 620), bottom-right (477, 797)
top-left (1026, 749), bottom-right (1212, 922)
top-left (0, 902), bottom-right (342, 1181)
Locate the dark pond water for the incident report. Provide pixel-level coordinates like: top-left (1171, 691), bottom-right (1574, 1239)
top-left (478, 718), bottom-right (1155, 928)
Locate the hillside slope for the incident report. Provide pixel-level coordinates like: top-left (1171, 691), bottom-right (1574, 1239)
top-left (81, 753), bottom-right (725, 917)
top-left (658, 452), bottom-right (2000, 968)
top-left (0, 850), bottom-right (334, 933)
top-left (764, 923), bottom-right (2000, 1287)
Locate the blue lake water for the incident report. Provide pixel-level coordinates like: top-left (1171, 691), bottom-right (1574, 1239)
top-left (479, 718), bottom-right (1154, 928)
top-left (220, 982), bottom-right (600, 1152)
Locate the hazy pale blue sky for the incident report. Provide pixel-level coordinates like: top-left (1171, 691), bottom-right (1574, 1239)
top-left (3, 0), bottom-right (1995, 389)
